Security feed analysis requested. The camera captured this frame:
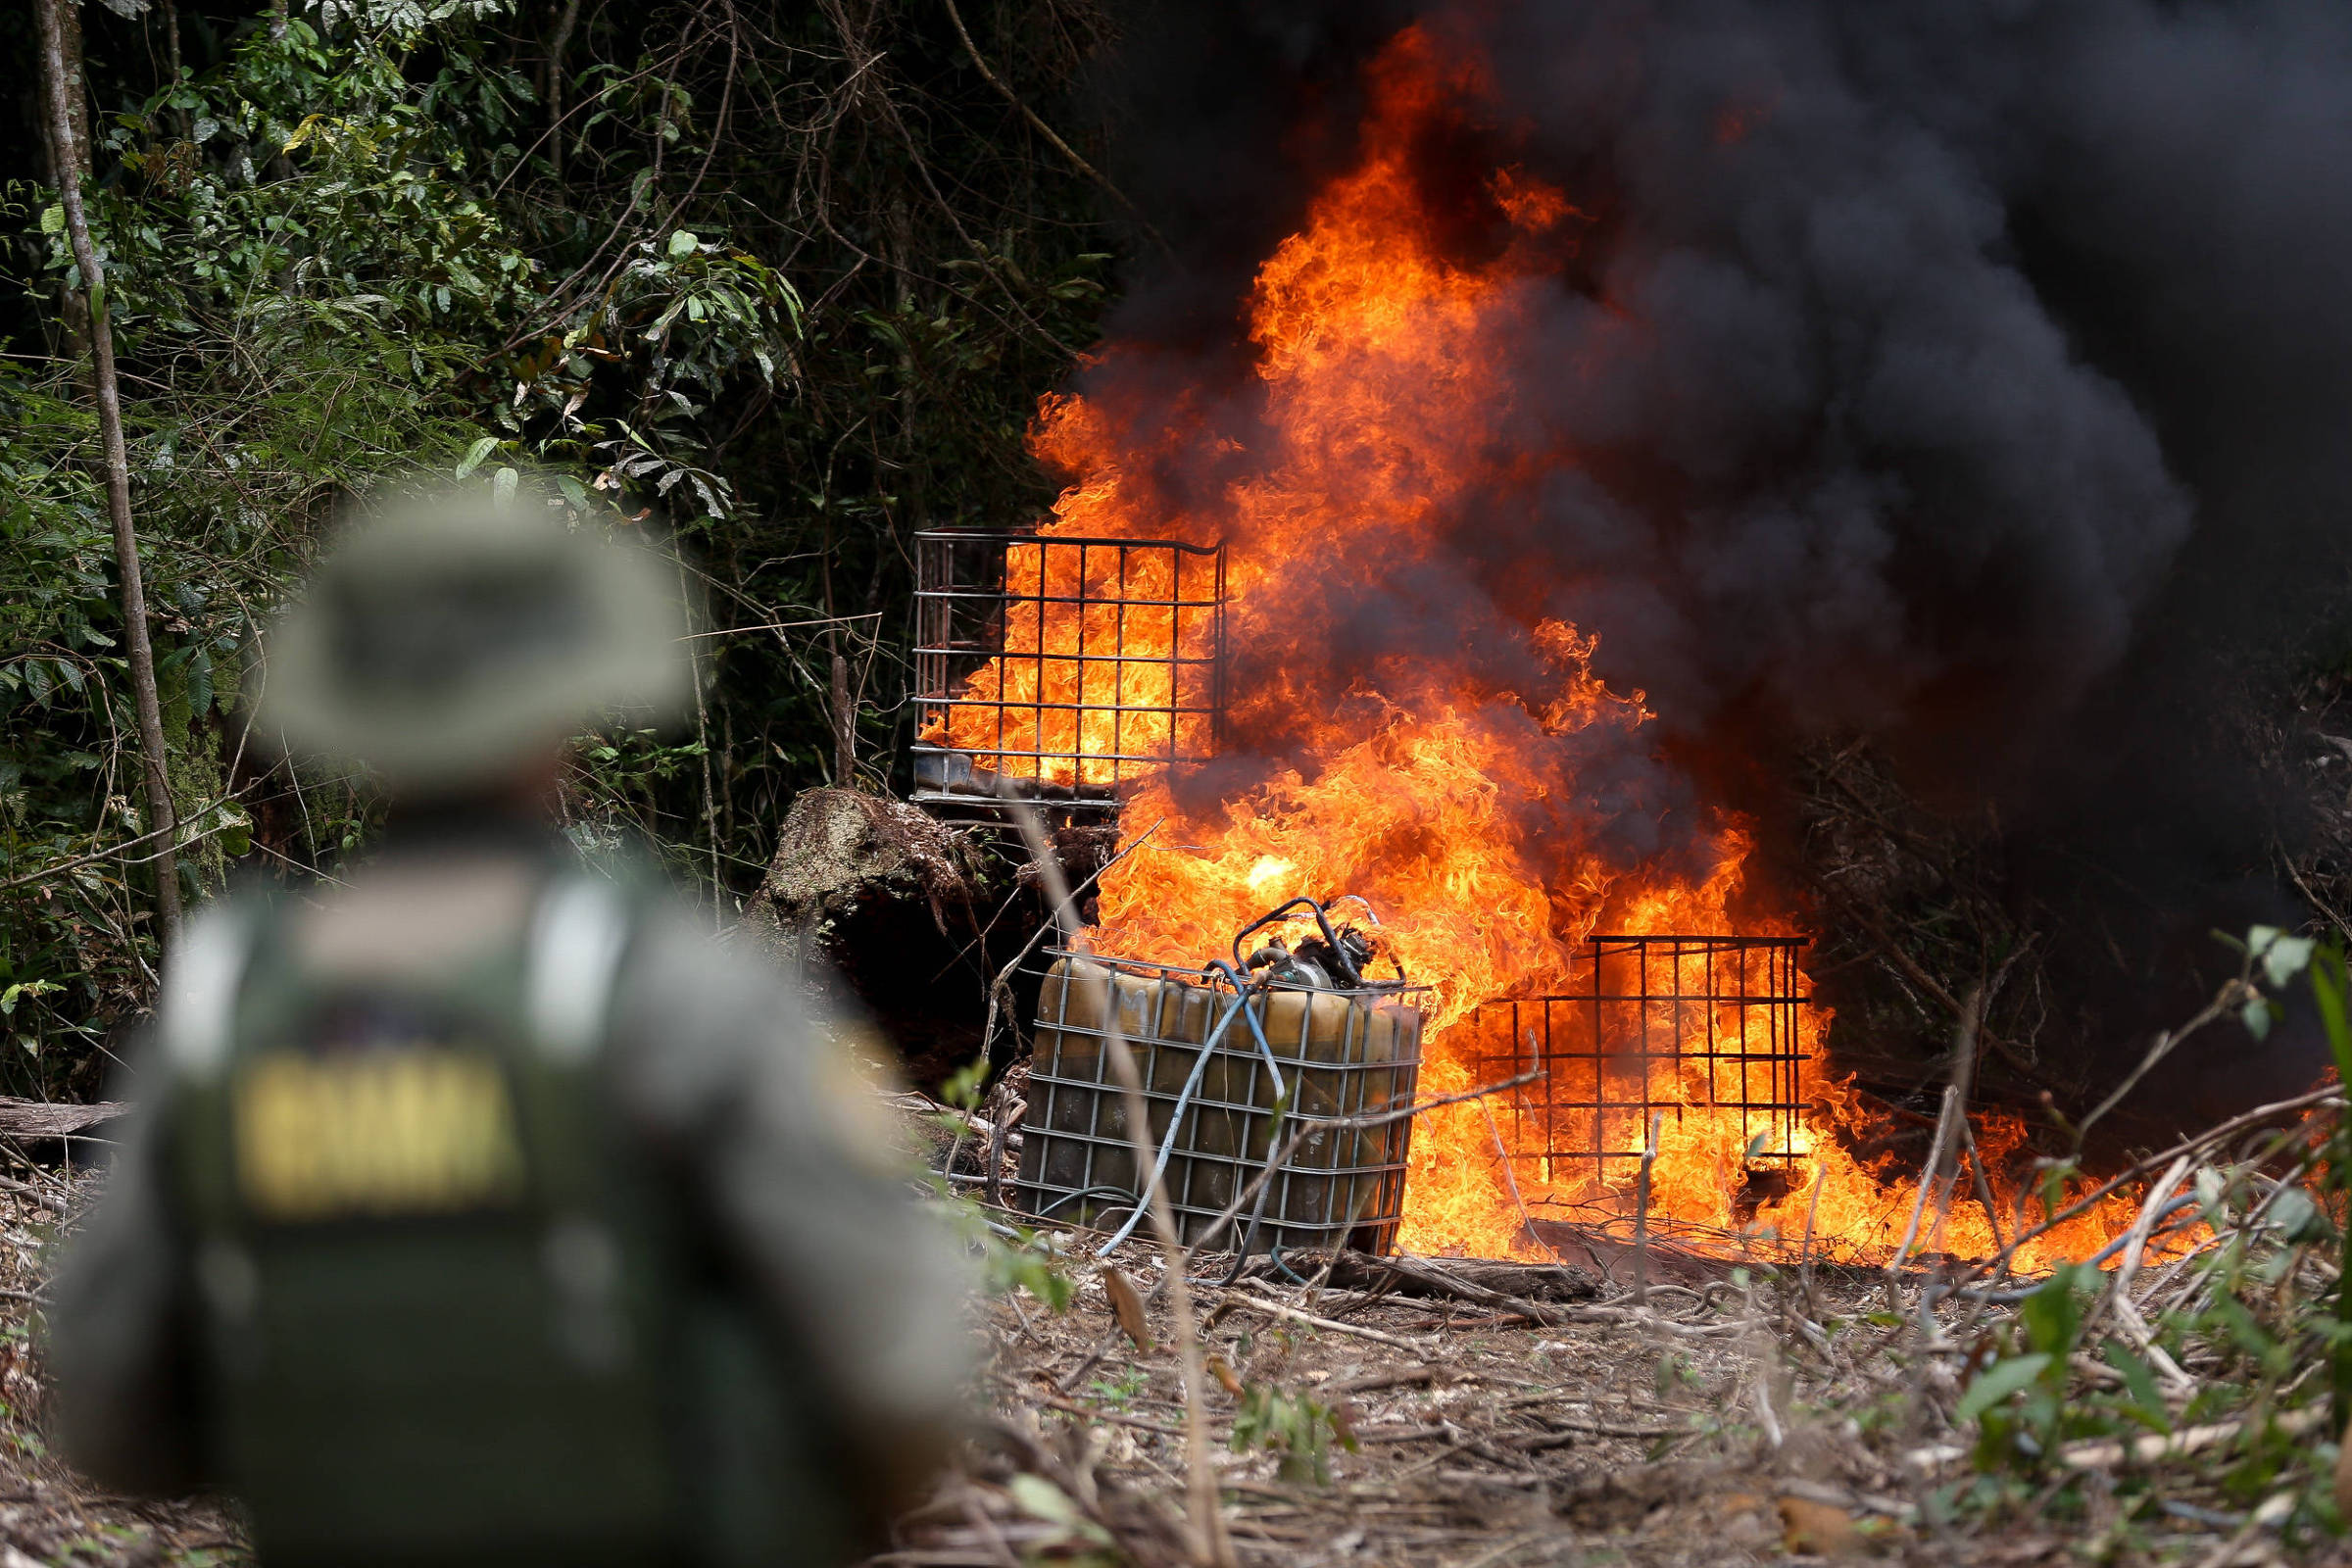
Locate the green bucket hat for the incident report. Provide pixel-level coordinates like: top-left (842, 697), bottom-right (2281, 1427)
top-left (257, 484), bottom-right (693, 792)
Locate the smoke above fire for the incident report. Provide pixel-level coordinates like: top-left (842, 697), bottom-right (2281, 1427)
top-left (1093, 0), bottom-right (2352, 763)
top-left (1075, 0), bottom-right (2352, 1104)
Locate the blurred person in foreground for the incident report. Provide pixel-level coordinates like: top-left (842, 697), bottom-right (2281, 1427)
top-left (45, 485), bottom-right (970, 1567)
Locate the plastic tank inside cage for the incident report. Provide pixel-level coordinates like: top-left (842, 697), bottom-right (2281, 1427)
top-left (1015, 953), bottom-right (1427, 1255)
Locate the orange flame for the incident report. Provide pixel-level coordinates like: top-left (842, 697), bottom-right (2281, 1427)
top-left (956, 24), bottom-right (2156, 1272)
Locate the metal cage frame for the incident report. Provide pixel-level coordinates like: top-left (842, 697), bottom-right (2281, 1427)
top-left (1468, 935), bottom-right (1808, 1196)
top-left (1014, 953), bottom-right (1428, 1255)
top-left (910, 529), bottom-right (1226, 812)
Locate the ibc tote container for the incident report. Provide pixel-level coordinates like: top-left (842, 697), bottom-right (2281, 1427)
top-left (1014, 953), bottom-right (1427, 1254)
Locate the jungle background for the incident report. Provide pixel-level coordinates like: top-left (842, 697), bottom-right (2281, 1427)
top-left (6, 0), bottom-right (2351, 1136)
top-left (0, 0), bottom-right (1129, 1101)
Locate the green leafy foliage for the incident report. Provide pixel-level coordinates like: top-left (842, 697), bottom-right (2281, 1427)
top-left (1004, 1474), bottom-right (1113, 1554)
top-left (940, 1054), bottom-right (989, 1113)
top-left (1956, 1351), bottom-right (2053, 1429)
top-left (1935, 927), bottom-right (2350, 1544)
top-left (2298, 942), bottom-right (2352, 1436)
top-left (1084, 1366), bottom-right (1149, 1410)
top-left (0, 0), bottom-right (1118, 1084)
top-left (1962, 1266), bottom-right (2094, 1469)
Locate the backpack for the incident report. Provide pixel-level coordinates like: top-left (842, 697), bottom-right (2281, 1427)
top-left (161, 867), bottom-right (835, 1568)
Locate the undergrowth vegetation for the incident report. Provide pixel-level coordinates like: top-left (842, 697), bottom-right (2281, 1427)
top-left (1676, 928), bottom-right (2352, 1553)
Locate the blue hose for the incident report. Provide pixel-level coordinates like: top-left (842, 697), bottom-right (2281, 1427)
top-left (1092, 961), bottom-right (1298, 1258)
top-left (1093, 982), bottom-right (1255, 1256)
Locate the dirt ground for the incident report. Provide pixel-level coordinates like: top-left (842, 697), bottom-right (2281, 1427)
top-left (3, 1124), bottom-right (2348, 1568)
top-left (0, 1158), bottom-right (245, 1568)
top-left (886, 1225), bottom-right (2352, 1568)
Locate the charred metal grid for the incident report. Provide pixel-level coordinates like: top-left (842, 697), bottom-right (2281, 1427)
top-left (910, 530), bottom-right (1226, 811)
top-left (1471, 936), bottom-right (1807, 1193)
top-left (1014, 954), bottom-right (1426, 1255)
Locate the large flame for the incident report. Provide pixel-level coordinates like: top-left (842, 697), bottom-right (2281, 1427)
top-left (951, 25), bottom-right (2148, 1271)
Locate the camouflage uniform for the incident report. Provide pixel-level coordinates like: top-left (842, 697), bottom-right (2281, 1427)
top-left (45, 489), bottom-right (968, 1566)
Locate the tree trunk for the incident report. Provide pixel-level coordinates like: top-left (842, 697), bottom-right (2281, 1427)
top-left (545, 0), bottom-right (581, 188)
top-left (677, 551), bottom-right (721, 914)
top-left (35, 0), bottom-right (183, 959)
top-left (831, 651), bottom-right (856, 786)
top-left (162, 0), bottom-right (189, 140)
top-left (38, 0), bottom-right (91, 368)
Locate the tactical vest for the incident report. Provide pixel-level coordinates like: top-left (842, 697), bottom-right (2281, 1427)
top-left (163, 867), bottom-right (842, 1568)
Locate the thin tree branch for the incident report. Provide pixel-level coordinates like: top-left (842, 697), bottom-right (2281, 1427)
top-left (940, 0), bottom-right (1165, 250)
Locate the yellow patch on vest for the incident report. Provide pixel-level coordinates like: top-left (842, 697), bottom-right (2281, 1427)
top-left (233, 1049), bottom-right (527, 1220)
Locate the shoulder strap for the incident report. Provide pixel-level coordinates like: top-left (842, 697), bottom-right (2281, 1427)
top-left (161, 905), bottom-right (264, 1086)
top-left (513, 871), bottom-right (642, 1219)
top-left (525, 873), bottom-right (635, 1066)
top-left (170, 863), bottom-right (635, 1080)
top-left (162, 903), bottom-right (272, 1239)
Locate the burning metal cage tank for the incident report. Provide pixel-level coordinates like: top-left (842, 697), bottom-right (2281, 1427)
top-left (1467, 934), bottom-right (1808, 1204)
top-left (910, 529), bottom-right (1226, 811)
top-left (1015, 953), bottom-right (1428, 1254)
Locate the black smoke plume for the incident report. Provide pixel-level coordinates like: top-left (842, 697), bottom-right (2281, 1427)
top-left (1083, 0), bottom-right (2352, 1134)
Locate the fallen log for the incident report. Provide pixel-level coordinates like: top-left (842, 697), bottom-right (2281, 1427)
top-left (1261, 1250), bottom-right (1601, 1322)
top-left (1521, 1219), bottom-right (1738, 1288)
top-left (0, 1098), bottom-right (124, 1143)
top-left (1215, 1287), bottom-right (1435, 1353)
top-left (0, 1097), bottom-right (127, 1166)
